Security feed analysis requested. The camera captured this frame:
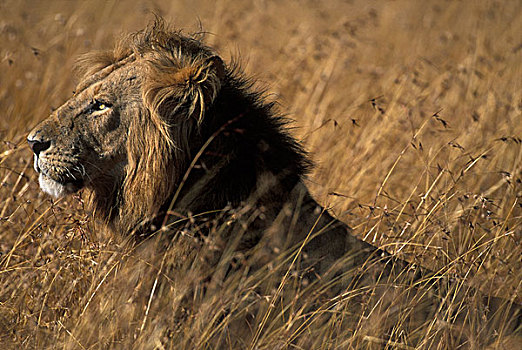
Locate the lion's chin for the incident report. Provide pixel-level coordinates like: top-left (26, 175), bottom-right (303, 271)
top-left (38, 174), bottom-right (81, 198)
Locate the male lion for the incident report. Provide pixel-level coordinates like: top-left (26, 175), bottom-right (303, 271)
top-left (27, 20), bottom-right (520, 347)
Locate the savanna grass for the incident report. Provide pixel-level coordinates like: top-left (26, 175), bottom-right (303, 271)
top-left (1, 0), bottom-right (520, 349)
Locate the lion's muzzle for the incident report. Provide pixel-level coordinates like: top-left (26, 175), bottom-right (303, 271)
top-left (27, 130), bottom-right (85, 198)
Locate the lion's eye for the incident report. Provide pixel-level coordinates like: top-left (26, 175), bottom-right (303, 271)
top-left (92, 100), bottom-right (111, 112)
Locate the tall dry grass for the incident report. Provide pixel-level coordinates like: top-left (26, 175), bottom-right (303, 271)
top-left (0, 0), bottom-right (521, 349)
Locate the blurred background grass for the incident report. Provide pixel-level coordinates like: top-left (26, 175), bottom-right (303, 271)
top-left (0, 0), bottom-right (521, 348)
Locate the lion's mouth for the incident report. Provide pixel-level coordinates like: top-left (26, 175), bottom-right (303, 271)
top-left (34, 156), bottom-right (85, 198)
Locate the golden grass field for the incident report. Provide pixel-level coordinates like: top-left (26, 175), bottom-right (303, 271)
top-left (1, 0), bottom-right (521, 348)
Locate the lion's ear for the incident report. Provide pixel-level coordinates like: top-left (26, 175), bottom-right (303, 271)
top-left (194, 55), bottom-right (225, 107)
top-left (144, 55), bottom-right (225, 124)
top-left (173, 55), bottom-right (225, 122)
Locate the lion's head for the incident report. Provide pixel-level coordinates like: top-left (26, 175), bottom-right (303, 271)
top-left (27, 20), bottom-right (308, 234)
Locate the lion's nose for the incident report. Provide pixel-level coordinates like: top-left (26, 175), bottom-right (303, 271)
top-left (27, 138), bottom-right (51, 156)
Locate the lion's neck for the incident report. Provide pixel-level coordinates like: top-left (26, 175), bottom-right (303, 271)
top-left (171, 78), bottom-right (309, 214)
top-left (89, 75), bottom-right (310, 236)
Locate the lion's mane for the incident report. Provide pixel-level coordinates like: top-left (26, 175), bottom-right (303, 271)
top-left (75, 20), bottom-right (310, 234)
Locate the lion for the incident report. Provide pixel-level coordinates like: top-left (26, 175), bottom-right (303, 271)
top-left (27, 20), bottom-right (520, 347)
top-left (26, 20), bottom-right (362, 273)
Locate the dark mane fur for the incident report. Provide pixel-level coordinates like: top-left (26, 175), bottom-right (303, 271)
top-left (76, 20), bottom-right (310, 234)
